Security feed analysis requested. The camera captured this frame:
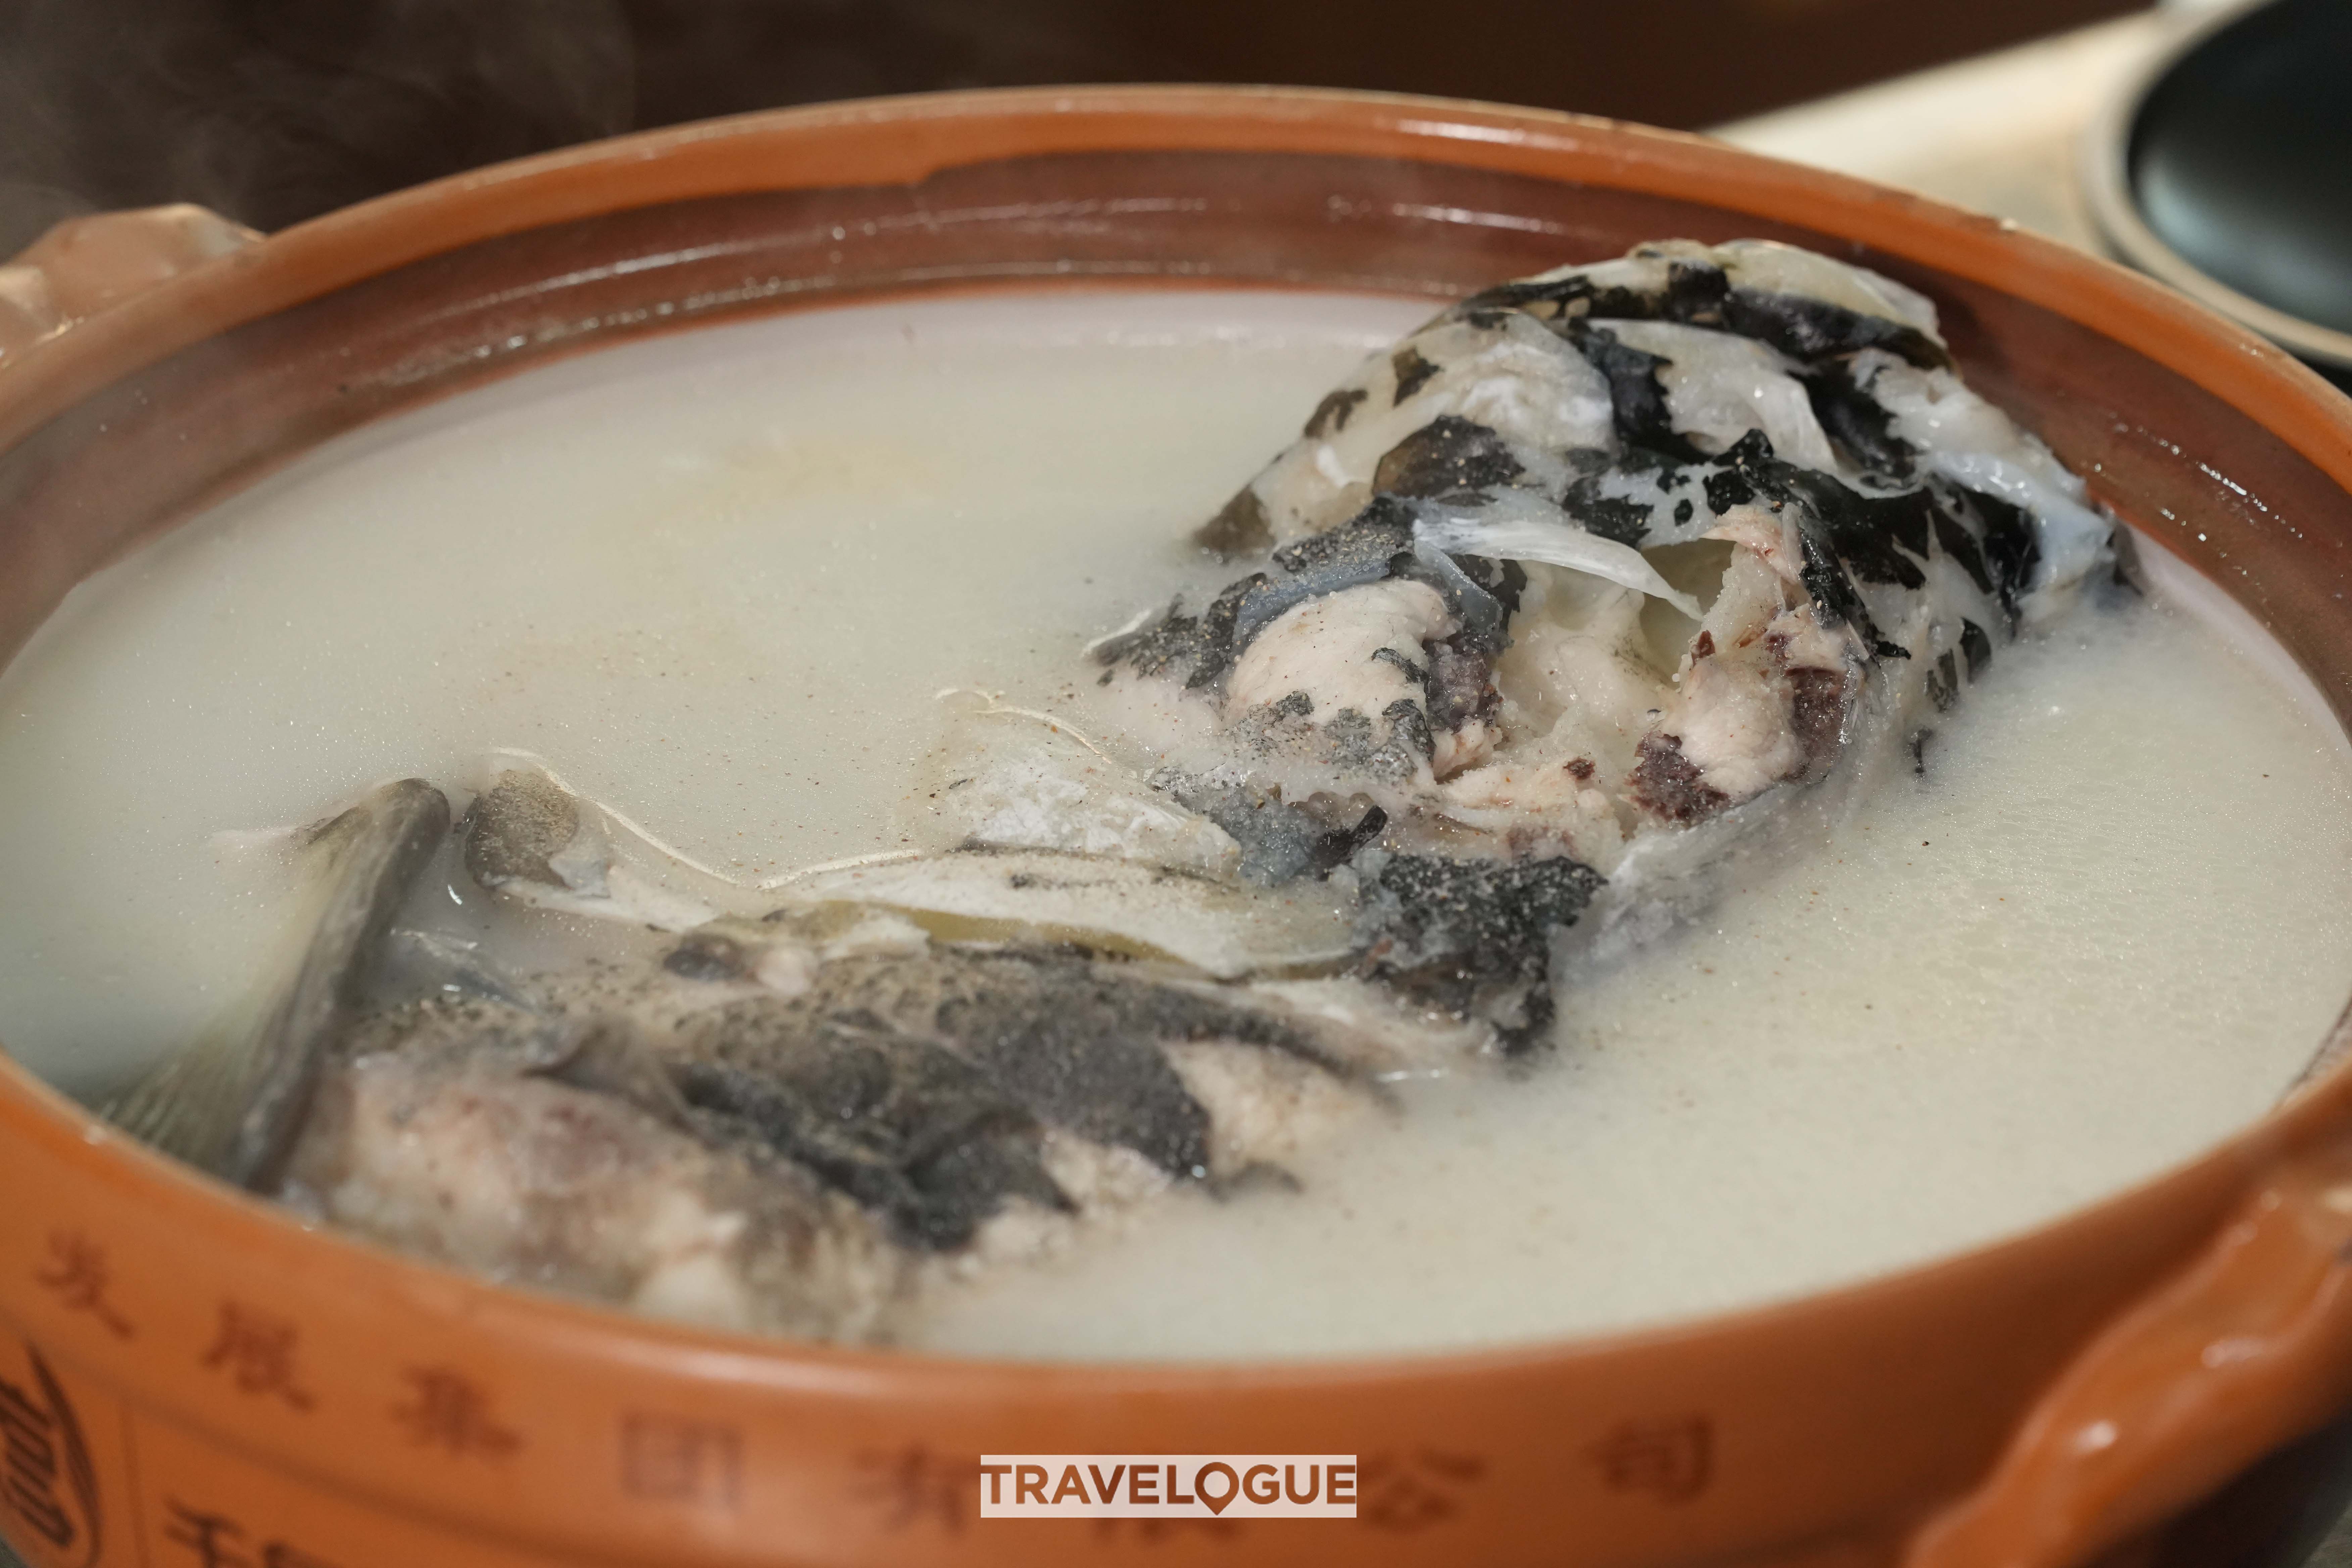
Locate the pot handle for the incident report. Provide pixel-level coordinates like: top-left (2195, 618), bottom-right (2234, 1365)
top-left (1905, 1136), bottom-right (2352, 1568)
top-left (0, 203), bottom-right (260, 365)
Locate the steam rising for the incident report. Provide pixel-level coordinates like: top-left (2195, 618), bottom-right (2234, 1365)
top-left (0, 0), bottom-right (635, 254)
top-left (0, 0), bottom-right (1133, 256)
top-left (0, 0), bottom-right (2140, 259)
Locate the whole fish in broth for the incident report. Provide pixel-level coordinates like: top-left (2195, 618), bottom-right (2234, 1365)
top-left (109, 241), bottom-right (2117, 1340)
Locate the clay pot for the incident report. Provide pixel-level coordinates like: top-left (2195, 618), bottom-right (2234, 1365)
top-left (3, 88), bottom-right (2352, 1568)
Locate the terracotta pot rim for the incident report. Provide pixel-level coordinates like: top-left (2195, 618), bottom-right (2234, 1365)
top-left (8, 84), bottom-right (2350, 459)
top-left (1, 82), bottom-right (2349, 1394)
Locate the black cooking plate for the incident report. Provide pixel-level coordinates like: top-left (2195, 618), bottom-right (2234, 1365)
top-left (2127, 0), bottom-right (2352, 387)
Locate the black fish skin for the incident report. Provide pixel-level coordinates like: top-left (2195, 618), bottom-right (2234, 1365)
top-left (1959, 619), bottom-right (1994, 679)
top-left (1719, 287), bottom-right (1954, 371)
top-left (1705, 431), bottom-right (1934, 592)
top-left (1561, 445), bottom-right (1680, 547)
top-left (1794, 528), bottom-right (1889, 653)
top-left (1704, 430), bottom-right (1917, 655)
top-left (649, 938), bottom-right (1367, 1241)
top-left (1801, 360), bottom-right (1916, 478)
top-left (1194, 484), bottom-right (1274, 558)
top-left (672, 1023), bottom-right (1068, 1250)
top-left (1352, 851), bottom-right (1607, 1052)
top-left (1373, 416), bottom-right (1526, 500)
top-left (1573, 323), bottom-right (1709, 462)
top-left (1225, 574), bottom-right (1330, 657)
top-left (1183, 573), bottom-right (1265, 690)
top-left (1932, 504), bottom-right (1995, 597)
top-left (1271, 494), bottom-right (1415, 578)
top-left (1462, 255), bottom-right (1730, 328)
top-left (1165, 777), bottom-right (1377, 886)
top-left (1393, 544), bottom-right (1517, 659)
top-left (1106, 492), bottom-right (1531, 703)
top-left (1699, 430), bottom-right (2043, 665)
top-left (1304, 387), bottom-right (1368, 438)
top-left (1964, 488), bottom-right (2042, 624)
top-left (1390, 346), bottom-right (1441, 402)
top-left (770, 946), bottom-right (1345, 1174)
top-left (1089, 598), bottom-right (1205, 684)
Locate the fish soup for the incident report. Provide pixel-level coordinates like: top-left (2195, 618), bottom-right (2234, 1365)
top-left (3, 276), bottom-right (2350, 1360)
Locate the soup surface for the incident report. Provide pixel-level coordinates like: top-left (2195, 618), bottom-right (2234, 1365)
top-left (2, 290), bottom-right (2348, 1357)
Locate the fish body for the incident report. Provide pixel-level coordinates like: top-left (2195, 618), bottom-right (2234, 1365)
top-left (1092, 238), bottom-right (2114, 1039)
top-left (283, 887), bottom-right (1399, 1337)
top-left (117, 241), bottom-right (2117, 1340)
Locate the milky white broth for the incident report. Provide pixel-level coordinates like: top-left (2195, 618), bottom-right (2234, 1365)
top-left (2, 290), bottom-right (2349, 1359)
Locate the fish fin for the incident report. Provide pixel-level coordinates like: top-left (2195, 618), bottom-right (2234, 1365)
top-left (107, 779), bottom-right (451, 1189)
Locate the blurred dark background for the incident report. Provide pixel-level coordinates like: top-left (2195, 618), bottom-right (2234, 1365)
top-left (0, 0), bottom-right (2148, 256)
